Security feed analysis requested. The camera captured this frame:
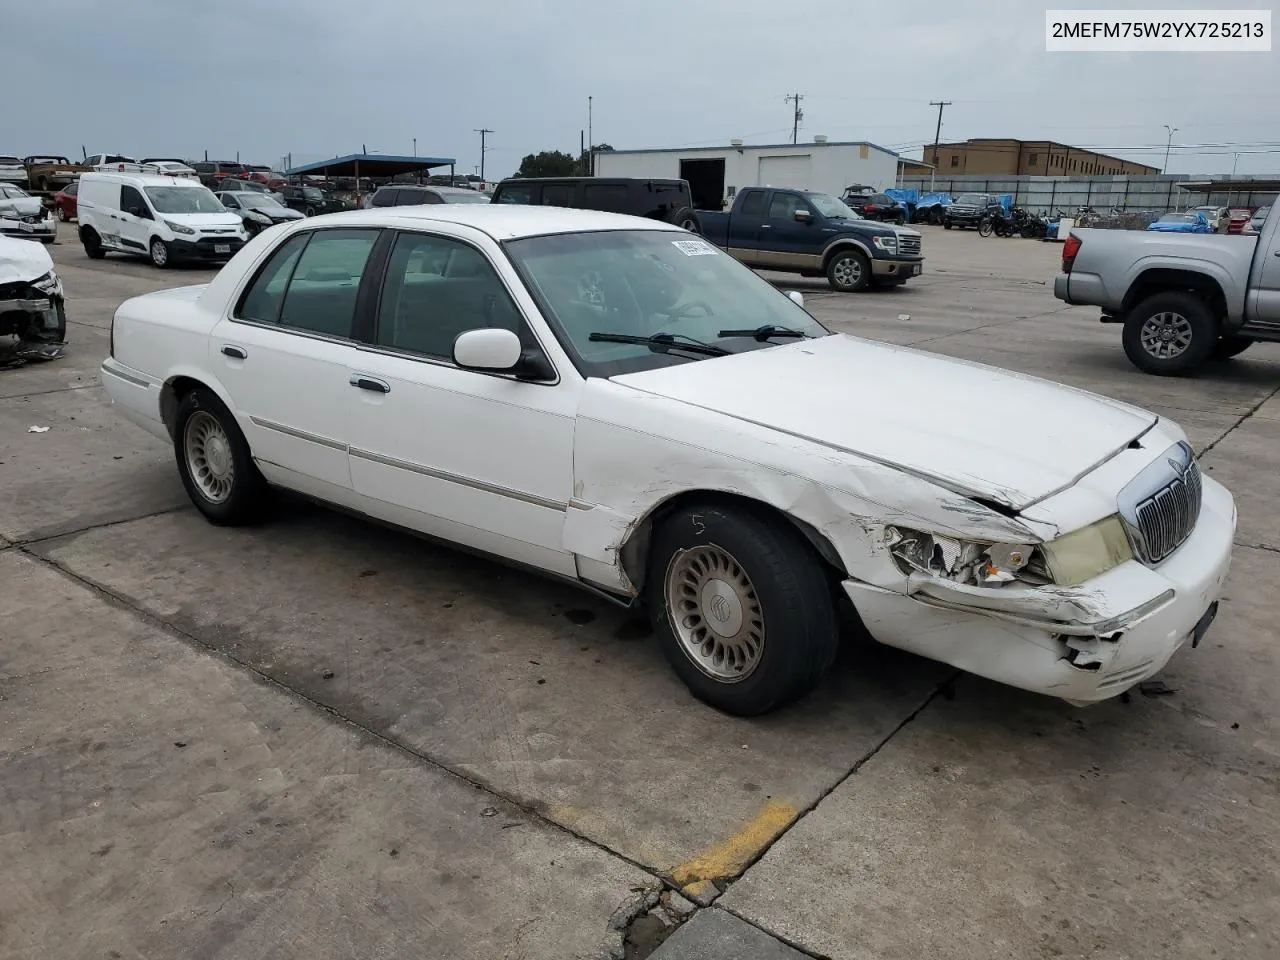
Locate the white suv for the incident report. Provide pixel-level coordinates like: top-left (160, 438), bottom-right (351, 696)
top-left (77, 172), bottom-right (248, 267)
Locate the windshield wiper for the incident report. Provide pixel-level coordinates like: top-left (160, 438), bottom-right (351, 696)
top-left (587, 332), bottom-right (730, 357)
top-left (717, 324), bottom-right (812, 342)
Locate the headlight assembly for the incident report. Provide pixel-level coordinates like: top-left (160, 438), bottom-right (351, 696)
top-left (30, 271), bottom-right (63, 298)
top-left (1040, 516), bottom-right (1133, 586)
top-left (164, 219), bottom-right (195, 235)
top-left (887, 527), bottom-right (1049, 587)
top-left (871, 235), bottom-right (899, 253)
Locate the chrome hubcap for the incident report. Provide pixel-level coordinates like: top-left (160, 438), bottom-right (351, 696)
top-left (184, 411), bottom-right (234, 503)
top-left (666, 545), bottom-right (764, 682)
top-left (1140, 311), bottom-right (1193, 359)
top-left (833, 257), bottom-right (861, 287)
top-left (151, 240), bottom-right (167, 265)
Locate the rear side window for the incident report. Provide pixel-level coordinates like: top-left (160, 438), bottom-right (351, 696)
top-left (542, 184), bottom-right (573, 207)
top-left (583, 184), bottom-right (630, 213)
top-left (495, 185), bottom-right (535, 205)
top-left (372, 188), bottom-right (400, 207)
top-left (738, 190), bottom-right (767, 216)
top-left (278, 230), bottom-right (378, 337)
top-left (237, 234), bottom-right (310, 324)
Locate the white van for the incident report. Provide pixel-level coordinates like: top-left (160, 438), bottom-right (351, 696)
top-left (77, 172), bottom-right (248, 267)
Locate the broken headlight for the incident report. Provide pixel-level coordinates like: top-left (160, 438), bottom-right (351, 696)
top-left (30, 271), bottom-right (62, 298)
top-left (1039, 516), bottom-right (1133, 587)
top-left (887, 527), bottom-right (1050, 587)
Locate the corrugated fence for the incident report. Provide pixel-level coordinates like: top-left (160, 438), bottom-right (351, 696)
top-left (900, 175), bottom-right (1277, 214)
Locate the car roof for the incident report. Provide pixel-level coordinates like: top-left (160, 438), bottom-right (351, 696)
top-left (382, 184), bottom-right (476, 195)
top-left (82, 172), bottom-right (209, 187)
top-left (286, 204), bottom-right (685, 241)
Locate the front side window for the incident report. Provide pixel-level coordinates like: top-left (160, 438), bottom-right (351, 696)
top-left (496, 185), bottom-right (535, 205)
top-left (144, 185), bottom-right (223, 214)
top-left (804, 193), bottom-right (857, 219)
top-left (506, 229), bottom-right (831, 378)
top-left (375, 232), bottom-right (528, 361)
top-left (541, 185), bottom-right (573, 207)
top-left (237, 230), bottom-right (378, 338)
top-left (372, 188), bottom-right (400, 207)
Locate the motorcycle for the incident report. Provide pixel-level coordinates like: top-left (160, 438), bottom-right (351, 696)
top-left (978, 207), bottom-right (1015, 238)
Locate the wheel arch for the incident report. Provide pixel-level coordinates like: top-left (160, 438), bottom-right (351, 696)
top-left (617, 488), bottom-right (848, 596)
top-left (159, 370), bottom-right (239, 440)
top-left (1121, 267), bottom-right (1228, 324)
top-left (821, 239), bottom-right (873, 271)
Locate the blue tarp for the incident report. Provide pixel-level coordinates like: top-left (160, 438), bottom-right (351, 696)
top-left (995, 194), bottom-right (1014, 214)
top-left (884, 187), bottom-right (919, 206)
top-left (915, 192), bottom-right (953, 209)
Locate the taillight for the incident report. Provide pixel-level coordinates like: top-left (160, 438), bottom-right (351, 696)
top-left (1062, 234), bottom-right (1081, 273)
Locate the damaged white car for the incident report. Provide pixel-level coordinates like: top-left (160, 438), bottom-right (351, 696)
top-left (100, 206), bottom-right (1236, 716)
top-left (0, 183), bottom-right (57, 244)
top-left (1, 234), bottom-right (67, 366)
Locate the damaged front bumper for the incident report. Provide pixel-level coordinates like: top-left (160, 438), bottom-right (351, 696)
top-left (1, 279), bottom-right (67, 365)
top-left (0, 215), bottom-right (57, 242)
top-left (843, 475), bottom-right (1235, 703)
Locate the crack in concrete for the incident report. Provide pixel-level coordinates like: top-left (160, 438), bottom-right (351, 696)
top-left (905, 306), bottom-right (1074, 347)
top-left (1239, 541), bottom-right (1280, 556)
top-left (1, 382), bottom-right (98, 400)
top-left (1199, 383), bottom-right (1280, 459)
top-left (12, 505), bottom-right (189, 548)
top-left (713, 905), bottom-right (832, 959)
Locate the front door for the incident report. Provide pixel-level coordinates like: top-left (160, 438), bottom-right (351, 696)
top-left (345, 228), bottom-right (579, 575)
top-left (209, 226), bottom-right (382, 496)
top-left (1246, 210), bottom-right (1280, 330)
top-left (756, 190), bottom-right (820, 270)
top-left (117, 184), bottom-right (153, 255)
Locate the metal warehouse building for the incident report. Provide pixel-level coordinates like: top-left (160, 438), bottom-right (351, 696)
top-left (593, 138), bottom-right (901, 210)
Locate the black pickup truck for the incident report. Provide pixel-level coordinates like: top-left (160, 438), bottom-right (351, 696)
top-left (696, 187), bottom-right (923, 292)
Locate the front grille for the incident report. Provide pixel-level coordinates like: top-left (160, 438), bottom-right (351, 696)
top-left (21, 215), bottom-right (42, 223)
top-left (1133, 458), bottom-right (1202, 563)
top-left (898, 235), bottom-right (921, 256)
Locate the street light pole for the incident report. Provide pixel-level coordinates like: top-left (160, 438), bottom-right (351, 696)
top-left (474, 128), bottom-right (493, 182)
top-left (1162, 124), bottom-right (1178, 174)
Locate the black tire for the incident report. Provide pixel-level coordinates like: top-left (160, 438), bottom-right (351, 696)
top-left (1212, 335), bottom-right (1254, 360)
top-left (56, 206), bottom-right (68, 223)
top-left (646, 502), bottom-right (839, 716)
top-left (895, 215), bottom-right (906, 225)
top-left (173, 388), bottom-right (267, 525)
top-left (304, 205), bottom-right (317, 217)
top-left (81, 228), bottom-right (106, 259)
top-left (1121, 292), bottom-right (1218, 376)
top-left (943, 221), bottom-right (952, 230)
top-left (149, 237), bottom-right (171, 268)
top-left (978, 218), bottom-right (994, 238)
top-left (826, 249), bottom-right (871, 292)
top-left (669, 206), bottom-right (701, 234)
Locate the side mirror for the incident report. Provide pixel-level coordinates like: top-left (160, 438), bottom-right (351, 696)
top-left (786, 290), bottom-right (805, 308)
top-left (794, 209), bottom-right (813, 223)
top-left (453, 328), bottom-right (522, 371)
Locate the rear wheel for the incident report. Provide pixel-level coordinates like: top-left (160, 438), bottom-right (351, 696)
top-left (173, 388), bottom-right (267, 525)
top-left (669, 206), bottom-right (701, 234)
top-left (826, 249), bottom-right (871, 292)
top-left (1212, 335), bottom-right (1254, 360)
top-left (1122, 292), bottom-right (1218, 376)
top-left (646, 502), bottom-right (839, 716)
top-left (81, 228), bottom-right (105, 259)
top-left (56, 206), bottom-right (67, 222)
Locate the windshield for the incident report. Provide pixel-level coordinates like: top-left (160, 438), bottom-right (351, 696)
top-left (1, 184), bottom-right (30, 198)
top-left (0, 157), bottom-right (21, 165)
top-left (443, 191), bottom-right (491, 204)
top-left (301, 187), bottom-right (324, 200)
top-left (1160, 214), bottom-right (1196, 223)
top-left (144, 185), bottom-right (225, 214)
top-left (957, 194), bottom-right (989, 205)
top-left (806, 193), bottom-right (859, 219)
top-left (1254, 206), bottom-right (1271, 218)
top-left (505, 230), bottom-right (831, 377)
top-left (245, 194), bottom-right (283, 208)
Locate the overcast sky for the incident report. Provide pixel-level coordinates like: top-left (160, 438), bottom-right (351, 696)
top-left (9, 0), bottom-right (1276, 178)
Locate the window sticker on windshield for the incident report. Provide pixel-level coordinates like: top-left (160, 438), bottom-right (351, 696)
top-left (671, 239), bottom-right (717, 256)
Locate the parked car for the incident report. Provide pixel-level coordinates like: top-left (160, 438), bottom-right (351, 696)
top-left (140, 158), bottom-right (199, 179)
top-left (0, 234), bottom-right (67, 364)
top-left (843, 191), bottom-right (907, 224)
top-left (191, 161), bottom-right (250, 188)
top-left (366, 184), bottom-right (491, 208)
top-left (1226, 208), bottom-right (1254, 234)
top-left (0, 156), bottom-right (27, 185)
top-left (23, 155), bottom-right (89, 192)
top-left (1146, 212), bottom-right (1213, 234)
top-left (0, 183), bottom-right (57, 243)
top-left (217, 178), bottom-right (283, 202)
top-left (85, 153), bottom-right (148, 174)
top-left (98, 204), bottom-right (1234, 715)
top-left (278, 183), bottom-right (346, 216)
top-left (52, 182), bottom-right (79, 222)
top-left (943, 193), bottom-right (1000, 230)
top-left (1190, 205), bottom-right (1229, 233)
top-left (1053, 204), bottom-right (1278, 375)
top-left (1243, 205), bottom-right (1271, 234)
top-left (697, 186), bottom-right (922, 291)
top-left (77, 172), bottom-right (248, 267)
top-left (491, 177), bottom-right (699, 232)
top-left (215, 190), bottom-right (304, 235)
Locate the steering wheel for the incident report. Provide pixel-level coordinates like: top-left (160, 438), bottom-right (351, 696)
top-left (672, 300), bottom-right (714, 319)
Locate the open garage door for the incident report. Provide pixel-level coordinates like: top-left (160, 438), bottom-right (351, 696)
top-left (679, 158), bottom-right (725, 210)
top-left (757, 154), bottom-right (812, 190)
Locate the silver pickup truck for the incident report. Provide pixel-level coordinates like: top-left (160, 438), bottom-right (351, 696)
top-left (1053, 204), bottom-right (1279, 375)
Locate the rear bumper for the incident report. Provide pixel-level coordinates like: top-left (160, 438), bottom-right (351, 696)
top-left (1053, 271), bottom-right (1108, 307)
top-left (101, 357), bottom-right (170, 442)
top-left (843, 475), bottom-right (1236, 703)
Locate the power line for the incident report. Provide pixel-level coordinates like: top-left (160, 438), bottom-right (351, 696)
top-left (784, 93), bottom-right (804, 145)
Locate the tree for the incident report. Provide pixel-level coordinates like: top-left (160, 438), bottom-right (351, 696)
top-left (516, 150), bottom-right (578, 178)
top-left (576, 143), bottom-right (614, 175)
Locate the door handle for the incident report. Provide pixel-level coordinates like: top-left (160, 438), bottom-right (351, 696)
top-left (761, 224), bottom-right (772, 229)
top-left (221, 344), bottom-right (247, 359)
top-left (349, 373), bottom-right (390, 394)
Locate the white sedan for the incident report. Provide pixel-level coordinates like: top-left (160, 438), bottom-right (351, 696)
top-left (101, 206), bottom-right (1236, 716)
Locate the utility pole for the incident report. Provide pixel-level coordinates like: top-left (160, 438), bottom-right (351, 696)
top-left (929, 100), bottom-right (952, 170)
top-left (475, 128), bottom-right (493, 181)
top-left (785, 93), bottom-right (805, 144)
top-left (1162, 125), bottom-right (1178, 175)
top-left (588, 96), bottom-right (593, 176)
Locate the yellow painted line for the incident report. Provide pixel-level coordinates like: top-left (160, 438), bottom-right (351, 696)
top-left (669, 799), bottom-right (797, 889)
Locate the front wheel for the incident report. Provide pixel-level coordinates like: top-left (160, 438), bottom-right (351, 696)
top-left (149, 237), bottom-right (171, 268)
top-left (1121, 292), bottom-right (1218, 376)
top-left (56, 206), bottom-right (68, 223)
top-left (173, 388), bottom-right (267, 525)
top-left (977, 218), bottom-right (994, 238)
top-left (646, 503), bottom-right (839, 716)
top-left (826, 249), bottom-right (871, 292)
top-left (1212, 335), bottom-right (1254, 360)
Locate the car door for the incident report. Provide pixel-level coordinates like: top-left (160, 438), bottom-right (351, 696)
top-left (755, 191), bottom-right (819, 269)
top-left (345, 227), bottom-right (579, 575)
top-left (725, 188), bottom-right (768, 265)
top-left (1246, 207), bottom-right (1280, 329)
top-left (117, 184), bottom-right (154, 254)
top-left (210, 227), bottom-right (382, 497)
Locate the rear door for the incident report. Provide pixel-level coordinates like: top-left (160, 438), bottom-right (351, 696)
top-left (725, 188), bottom-right (768, 264)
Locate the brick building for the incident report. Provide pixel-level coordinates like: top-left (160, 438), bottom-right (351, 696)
top-left (915, 139), bottom-right (1158, 177)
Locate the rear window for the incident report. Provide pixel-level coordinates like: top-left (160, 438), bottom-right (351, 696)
top-left (582, 184), bottom-right (630, 213)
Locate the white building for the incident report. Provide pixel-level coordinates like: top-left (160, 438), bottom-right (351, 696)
top-left (593, 137), bottom-right (901, 210)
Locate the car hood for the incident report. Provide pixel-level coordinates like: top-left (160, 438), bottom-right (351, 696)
top-left (162, 212), bottom-right (243, 229)
top-left (0, 233), bottom-right (54, 283)
top-left (826, 216), bottom-right (901, 237)
top-left (608, 334), bottom-right (1158, 510)
top-left (0, 197), bottom-right (44, 217)
top-left (252, 205), bottom-right (303, 219)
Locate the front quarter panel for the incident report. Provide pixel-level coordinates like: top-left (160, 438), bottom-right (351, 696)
top-left (565, 377), bottom-right (1038, 595)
